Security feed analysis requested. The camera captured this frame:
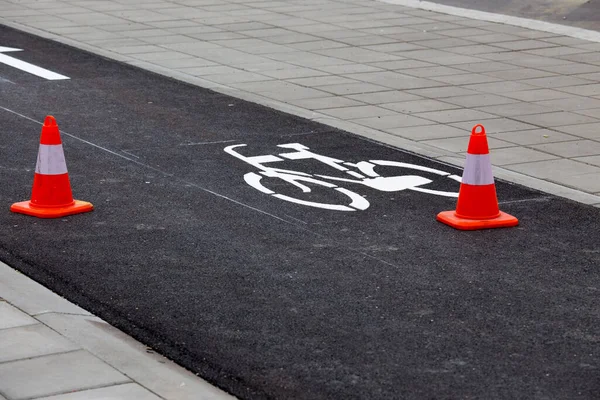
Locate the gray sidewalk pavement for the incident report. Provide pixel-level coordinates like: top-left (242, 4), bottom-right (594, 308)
top-left (0, 261), bottom-right (235, 400)
top-left (1, 0), bottom-right (600, 398)
top-left (2, 0), bottom-right (600, 206)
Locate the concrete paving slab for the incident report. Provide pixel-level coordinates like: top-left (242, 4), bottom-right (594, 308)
top-left (0, 301), bottom-right (38, 329)
top-left (346, 90), bottom-right (423, 104)
top-left (429, 73), bottom-right (501, 85)
top-left (504, 158), bottom-right (600, 180)
top-left (476, 102), bottom-right (561, 117)
top-left (453, 61), bottom-right (519, 73)
top-left (406, 86), bottom-right (479, 98)
top-left (492, 129), bottom-right (579, 145)
top-left (421, 135), bottom-right (515, 152)
top-left (500, 88), bottom-right (577, 101)
top-left (400, 65), bottom-right (466, 77)
top-left (574, 155), bottom-right (600, 167)
top-left (442, 93), bottom-right (519, 107)
top-left (514, 111), bottom-right (598, 127)
top-left (37, 313), bottom-right (236, 400)
top-left (319, 105), bottom-right (397, 119)
top-left (489, 146), bottom-right (560, 165)
top-left (0, 324), bottom-right (80, 363)
top-left (448, 118), bottom-right (535, 133)
top-left (535, 96), bottom-right (600, 111)
top-left (555, 122), bottom-right (600, 139)
top-left (387, 124), bottom-right (470, 140)
top-left (35, 383), bottom-right (163, 400)
top-left (381, 99), bottom-right (460, 113)
top-left (519, 75), bottom-right (594, 88)
top-left (413, 108), bottom-right (497, 123)
top-left (0, 263), bottom-right (91, 316)
top-left (0, 351), bottom-right (130, 400)
top-left (485, 68), bottom-right (557, 80)
top-left (351, 113), bottom-right (433, 129)
top-left (288, 97), bottom-right (365, 110)
top-left (531, 139), bottom-right (600, 157)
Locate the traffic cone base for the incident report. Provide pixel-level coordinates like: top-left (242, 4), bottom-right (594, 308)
top-left (11, 200), bottom-right (93, 219)
top-left (10, 115), bottom-right (93, 219)
top-left (436, 210), bottom-right (518, 231)
top-left (437, 123), bottom-right (518, 230)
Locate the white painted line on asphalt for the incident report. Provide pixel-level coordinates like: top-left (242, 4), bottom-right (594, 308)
top-left (377, 0), bottom-right (600, 43)
top-left (0, 46), bottom-right (69, 80)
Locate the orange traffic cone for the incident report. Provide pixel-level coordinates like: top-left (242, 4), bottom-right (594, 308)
top-left (11, 116), bottom-right (93, 218)
top-left (437, 124), bottom-right (518, 230)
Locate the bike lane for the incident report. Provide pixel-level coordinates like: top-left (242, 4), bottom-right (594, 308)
top-left (1, 25), bottom-right (600, 400)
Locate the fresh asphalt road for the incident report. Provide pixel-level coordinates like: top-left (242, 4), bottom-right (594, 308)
top-left (1, 25), bottom-right (600, 400)
top-left (424, 0), bottom-right (600, 31)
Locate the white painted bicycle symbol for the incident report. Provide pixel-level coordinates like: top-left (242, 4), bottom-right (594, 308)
top-left (225, 143), bottom-right (462, 211)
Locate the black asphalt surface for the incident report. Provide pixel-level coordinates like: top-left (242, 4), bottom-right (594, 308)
top-left (1, 25), bottom-right (600, 400)
top-left (426, 0), bottom-right (600, 31)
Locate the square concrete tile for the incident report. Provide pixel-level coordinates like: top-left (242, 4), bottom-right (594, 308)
top-left (421, 136), bottom-right (515, 153)
top-left (260, 87), bottom-right (331, 101)
top-left (493, 39), bottom-right (556, 51)
top-left (492, 129), bottom-right (579, 145)
top-left (555, 122), bottom-right (600, 139)
top-left (504, 158), bottom-right (600, 179)
top-left (573, 155), bottom-right (600, 167)
top-left (289, 97), bottom-right (364, 110)
top-left (574, 108), bottom-right (600, 119)
top-left (463, 81), bottom-right (539, 93)
top-left (315, 64), bottom-right (383, 74)
top-left (0, 324), bottom-right (79, 363)
top-left (35, 383), bottom-right (162, 400)
top-left (287, 76), bottom-right (358, 87)
top-left (558, 83), bottom-right (600, 97)
top-left (345, 71), bottom-right (442, 90)
top-left (476, 102), bottom-right (560, 117)
top-left (260, 67), bottom-right (327, 79)
top-left (450, 118), bottom-right (538, 133)
top-left (539, 63), bottom-right (600, 75)
top-left (500, 89), bottom-right (576, 102)
top-left (561, 172), bottom-right (600, 192)
top-left (0, 351), bottom-right (129, 400)
top-left (317, 82), bottom-right (390, 95)
top-left (442, 94), bottom-right (518, 108)
top-left (369, 60), bottom-right (434, 71)
top-left (132, 51), bottom-right (193, 62)
top-left (387, 124), bottom-right (469, 141)
top-left (514, 112), bottom-right (598, 127)
top-left (414, 108), bottom-right (497, 123)
top-left (484, 68), bottom-right (557, 80)
top-left (150, 57), bottom-right (217, 69)
top-left (0, 301), bottom-right (37, 329)
top-left (321, 105), bottom-right (396, 119)
top-left (347, 91), bottom-right (423, 104)
top-left (519, 76), bottom-right (594, 89)
top-left (531, 140), bottom-right (600, 157)
top-left (535, 97), bottom-right (600, 112)
top-left (488, 147), bottom-right (559, 166)
top-left (381, 99), bottom-right (460, 113)
top-left (430, 73), bottom-right (501, 86)
top-left (407, 86), bottom-right (479, 98)
top-left (453, 61), bottom-right (518, 73)
top-left (313, 47), bottom-right (401, 63)
top-left (351, 114), bottom-right (432, 130)
top-left (400, 66), bottom-right (465, 78)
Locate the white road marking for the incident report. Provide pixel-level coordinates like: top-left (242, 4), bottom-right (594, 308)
top-left (0, 46), bottom-right (69, 80)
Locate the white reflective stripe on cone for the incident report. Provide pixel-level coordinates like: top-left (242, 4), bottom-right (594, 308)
top-left (461, 154), bottom-right (494, 185)
top-left (35, 144), bottom-right (68, 175)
